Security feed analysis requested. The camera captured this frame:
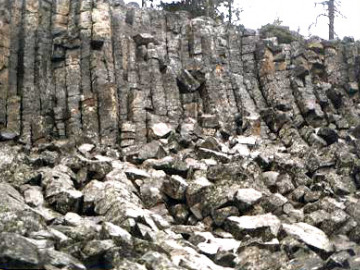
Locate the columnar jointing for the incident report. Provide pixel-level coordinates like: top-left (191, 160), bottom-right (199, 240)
top-left (0, 0), bottom-right (359, 148)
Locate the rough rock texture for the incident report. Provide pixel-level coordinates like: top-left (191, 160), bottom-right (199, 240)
top-left (0, 0), bottom-right (356, 147)
top-left (0, 1), bottom-right (360, 269)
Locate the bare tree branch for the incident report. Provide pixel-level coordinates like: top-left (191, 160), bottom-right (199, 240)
top-left (308, 13), bottom-right (327, 31)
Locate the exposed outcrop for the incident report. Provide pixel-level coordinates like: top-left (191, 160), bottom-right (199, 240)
top-left (0, 0), bottom-right (360, 269)
top-left (0, 0), bottom-right (357, 146)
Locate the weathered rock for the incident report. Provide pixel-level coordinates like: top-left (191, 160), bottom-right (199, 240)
top-left (82, 180), bottom-right (105, 215)
top-left (42, 249), bottom-right (86, 270)
top-left (0, 209), bottom-right (46, 235)
top-left (101, 222), bottom-right (133, 246)
top-left (149, 123), bottom-right (173, 138)
top-left (0, 131), bottom-right (18, 141)
top-left (234, 188), bottom-right (263, 211)
top-left (0, 183), bottom-right (27, 213)
top-left (41, 166), bottom-right (83, 214)
top-left (137, 141), bottom-right (167, 161)
top-left (125, 168), bottom-right (151, 181)
top-left (81, 239), bottom-right (116, 269)
top-left (281, 222), bottom-right (334, 253)
top-left (317, 127), bottom-right (338, 145)
top-left (177, 69), bottom-right (201, 92)
top-left (133, 33), bottom-right (157, 46)
top-left (0, 2), bottom-right (360, 269)
top-left (235, 246), bottom-right (287, 270)
top-left (225, 214), bottom-right (281, 240)
top-left (0, 233), bottom-right (41, 269)
top-left (162, 175), bottom-right (188, 200)
top-left (23, 186), bottom-right (44, 207)
top-left (151, 157), bottom-right (189, 178)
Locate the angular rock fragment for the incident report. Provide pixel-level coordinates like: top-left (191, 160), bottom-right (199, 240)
top-left (225, 214), bottom-right (281, 240)
top-left (41, 167), bottom-right (83, 214)
top-left (149, 123), bottom-right (173, 138)
top-left (42, 249), bottom-right (86, 270)
top-left (81, 239), bottom-right (116, 269)
top-left (0, 183), bottom-right (27, 212)
top-left (125, 168), bottom-right (151, 181)
top-left (101, 222), bottom-right (133, 246)
top-left (82, 180), bottom-right (105, 215)
top-left (177, 69), bottom-right (201, 93)
top-left (162, 175), bottom-right (188, 200)
top-left (133, 33), bottom-right (157, 46)
top-left (0, 131), bottom-right (18, 141)
top-left (317, 127), bottom-right (338, 145)
top-left (234, 188), bottom-right (263, 211)
top-left (23, 186), bottom-right (44, 207)
top-left (0, 233), bottom-right (41, 269)
top-left (281, 222), bottom-right (334, 253)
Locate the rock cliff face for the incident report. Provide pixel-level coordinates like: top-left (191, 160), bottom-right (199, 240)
top-left (1, 0), bottom-right (358, 146)
top-left (1, 1), bottom-right (360, 270)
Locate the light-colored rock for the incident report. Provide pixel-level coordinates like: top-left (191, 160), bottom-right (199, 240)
top-left (226, 214), bottom-right (281, 240)
top-left (234, 188), bottom-right (263, 209)
top-left (78, 143), bottom-right (95, 155)
top-left (162, 175), bottom-right (188, 200)
top-left (282, 222), bottom-right (334, 252)
top-left (150, 123), bottom-right (173, 138)
top-left (125, 168), bottom-right (151, 181)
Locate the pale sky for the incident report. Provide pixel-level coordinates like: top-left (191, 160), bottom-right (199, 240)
top-left (124, 0), bottom-right (360, 40)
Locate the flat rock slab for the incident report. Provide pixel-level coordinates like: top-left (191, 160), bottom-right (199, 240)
top-left (226, 214), bottom-right (281, 240)
top-left (234, 188), bottom-right (263, 207)
top-left (150, 123), bottom-right (173, 138)
top-left (282, 222), bottom-right (334, 253)
top-left (0, 131), bottom-right (18, 141)
top-left (0, 183), bottom-right (27, 212)
top-left (0, 233), bottom-right (41, 269)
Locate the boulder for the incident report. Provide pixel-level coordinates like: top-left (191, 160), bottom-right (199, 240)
top-left (281, 222), bottom-right (334, 253)
top-left (0, 183), bottom-right (27, 213)
top-left (234, 188), bottom-right (263, 210)
top-left (317, 127), bottom-right (338, 145)
top-left (225, 214), bottom-right (281, 240)
top-left (0, 233), bottom-right (41, 269)
top-left (149, 123), bottom-right (173, 138)
top-left (162, 175), bottom-right (188, 200)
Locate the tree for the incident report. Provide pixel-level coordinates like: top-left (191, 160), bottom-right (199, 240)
top-left (159, 0), bottom-right (242, 24)
top-left (142, 0), bottom-right (154, 8)
top-left (159, 0), bottom-right (207, 18)
top-left (310, 0), bottom-right (344, 40)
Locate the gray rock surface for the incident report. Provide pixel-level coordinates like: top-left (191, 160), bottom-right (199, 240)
top-left (0, 1), bottom-right (359, 269)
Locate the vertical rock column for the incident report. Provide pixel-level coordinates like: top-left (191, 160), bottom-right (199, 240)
top-left (37, 0), bottom-right (54, 137)
top-left (79, 0), bottom-right (98, 141)
top-left (227, 28), bottom-right (260, 136)
top-left (180, 18), bottom-right (204, 120)
top-left (192, 19), bottom-right (238, 133)
top-left (91, 0), bottom-right (118, 145)
top-left (21, 0), bottom-right (42, 143)
top-left (65, 0), bottom-right (82, 137)
top-left (52, 0), bottom-right (70, 138)
top-left (110, 5), bottom-right (134, 147)
top-left (110, 4), bottom-right (128, 124)
top-left (126, 8), bottom-right (147, 145)
top-left (0, 0), bottom-right (11, 129)
top-left (257, 42), bottom-right (307, 149)
top-left (240, 33), bottom-right (270, 138)
top-left (214, 25), bottom-right (241, 134)
top-left (147, 10), bottom-right (168, 127)
top-left (6, 0), bottom-right (22, 134)
top-left (162, 11), bottom-right (186, 126)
